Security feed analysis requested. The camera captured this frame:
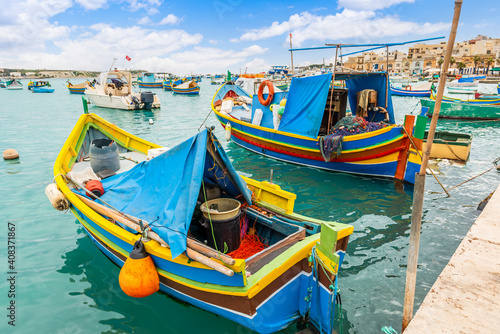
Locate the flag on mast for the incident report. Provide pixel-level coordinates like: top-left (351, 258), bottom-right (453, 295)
top-left (125, 55), bottom-right (131, 61)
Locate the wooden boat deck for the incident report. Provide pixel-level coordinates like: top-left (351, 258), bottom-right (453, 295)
top-left (403, 184), bottom-right (500, 333)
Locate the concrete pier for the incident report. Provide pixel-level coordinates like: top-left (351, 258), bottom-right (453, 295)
top-left (404, 184), bottom-right (500, 333)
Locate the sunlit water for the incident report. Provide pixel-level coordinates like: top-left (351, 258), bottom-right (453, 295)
top-left (0, 79), bottom-right (499, 334)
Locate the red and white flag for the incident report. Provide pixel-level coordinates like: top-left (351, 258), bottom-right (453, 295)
top-left (125, 55), bottom-right (131, 61)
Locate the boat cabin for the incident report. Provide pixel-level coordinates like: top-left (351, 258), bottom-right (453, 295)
top-left (99, 71), bottom-right (131, 96)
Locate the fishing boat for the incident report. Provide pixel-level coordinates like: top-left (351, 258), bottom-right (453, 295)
top-left (421, 92), bottom-right (500, 120)
top-left (390, 85), bottom-right (431, 97)
top-left (424, 130), bottom-right (471, 162)
top-left (446, 87), bottom-right (476, 95)
top-left (48, 111), bottom-right (353, 334)
top-left (136, 72), bottom-right (163, 89)
top-left (85, 71), bottom-right (160, 110)
top-left (32, 86), bottom-right (54, 93)
top-left (171, 80), bottom-right (200, 95)
top-left (28, 80), bottom-right (50, 90)
top-left (6, 79), bottom-right (23, 90)
top-left (163, 79), bottom-right (182, 91)
top-left (67, 80), bottom-right (93, 94)
top-left (211, 72), bottom-right (424, 185)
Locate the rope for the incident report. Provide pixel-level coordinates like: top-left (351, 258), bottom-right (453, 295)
top-left (446, 157), bottom-right (500, 192)
top-left (198, 108), bottom-right (213, 131)
top-left (401, 126), bottom-right (451, 197)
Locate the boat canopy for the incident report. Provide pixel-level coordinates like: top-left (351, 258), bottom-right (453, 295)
top-left (98, 71), bottom-right (131, 85)
top-left (278, 72), bottom-right (395, 138)
top-left (90, 130), bottom-right (252, 259)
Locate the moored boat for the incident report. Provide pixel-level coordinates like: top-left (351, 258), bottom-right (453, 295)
top-left (49, 112), bottom-right (353, 334)
top-left (171, 80), bottom-right (200, 95)
top-left (446, 86), bottom-right (477, 95)
top-left (424, 130), bottom-right (471, 161)
top-left (136, 72), bottom-right (163, 88)
top-left (421, 93), bottom-right (500, 120)
top-left (390, 85), bottom-right (431, 97)
top-left (6, 79), bottom-right (23, 90)
top-left (211, 72), bottom-right (424, 184)
top-left (67, 80), bottom-right (94, 94)
top-left (85, 71), bottom-right (160, 110)
top-left (28, 80), bottom-right (50, 90)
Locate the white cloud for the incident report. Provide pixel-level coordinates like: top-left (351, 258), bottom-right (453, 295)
top-left (138, 16), bottom-right (152, 25)
top-left (243, 58), bottom-right (270, 73)
top-left (75, 0), bottom-right (108, 10)
top-left (238, 10), bottom-right (449, 47)
top-left (159, 14), bottom-right (182, 25)
top-left (338, 0), bottom-right (414, 11)
top-left (209, 39), bottom-right (221, 45)
top-left (126, 0), bottom-right (162, 15)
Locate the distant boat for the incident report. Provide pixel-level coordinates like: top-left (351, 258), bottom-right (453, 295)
top-left (136, 72), bottom-right (163, 88)
top-left (6, 79), bottom-right (23, 90)
top-left (390, 85), bottom-right (431, 97)
top-left (171, 80), bottom-right (200, 95)
top-left (32, 86), bottom-right (54, 93)
top-left (28, 80), bottom-right (50, 90)
top-left (163, 79), bottom-right (182, 91)
top-left (0, 80), bottom-right (6, 88)
top-left (421, 92), bottom-right (500, 120)
top-left (85, 71), bottom-right (160, 110)
top-left (67, 80), bottom-right (94, 94)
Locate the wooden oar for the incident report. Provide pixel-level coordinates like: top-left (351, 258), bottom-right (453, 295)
top-left (74, 193), bottom-right (234, 277)
top-left (66, 175), bottom-right (235, 266)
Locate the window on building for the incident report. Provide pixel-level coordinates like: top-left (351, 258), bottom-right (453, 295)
top-left (487, 50), bottom-right (491, 54)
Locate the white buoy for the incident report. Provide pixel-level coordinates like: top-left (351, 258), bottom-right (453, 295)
top-left (45, 183), bottom-right (69, 211)
top-left (3, 149), bottom-right (19, 160)
top-left (149, 119), bottom-right (154, 125)
top-left (225, 122), bottom-right (232, 141)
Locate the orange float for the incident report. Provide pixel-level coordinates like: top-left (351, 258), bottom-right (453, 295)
top-left (258, 80), bottom-right (274, 106)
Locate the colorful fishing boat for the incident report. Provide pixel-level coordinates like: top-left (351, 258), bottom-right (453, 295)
top-left (28, 80), bottom-right (50, 90)
top-left (32, 86), bottom-right (54, 93)
top-left (446, 87), bottom-right (476, 95)
top-left (67, 80), bottom-right (93, 94)
top-left (424, 130), bottom-right (471, 162)
top-left (421, 92), bottom-right (500, 120)
top-left (6, 79), bottom-right (23, 90)
top-left (390, 86), bottom-right (431, 97)
top-left (48, 111), bottom-right (353, 334)
top-left (136, 72), bottom-right (163, 89)
top-left (211, 72), bottom-right (424, 185)
top-left (171, 80), bottom-right (200, 95)
top-left (163, 79), bottom-right (182, 91)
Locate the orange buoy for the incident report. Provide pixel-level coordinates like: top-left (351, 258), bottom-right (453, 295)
top-left (3, 149), bottom-right (19, 160)
top-left (257, 80), bottom-right (274, 106)
top-left (119, 240), bottom-right (159, 298)
top-left (85, 179), bottom-right (104, 197)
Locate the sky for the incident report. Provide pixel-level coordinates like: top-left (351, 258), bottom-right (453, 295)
top-left (0, 0), bottom-right (498, 75)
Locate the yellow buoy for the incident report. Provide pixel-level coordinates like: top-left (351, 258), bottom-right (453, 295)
top-left (119, 240), bottom-right (159, 298)
top-left (3, 149), bottom-right (19, 160)
top-left (279, 98), bottom-right (287, 107)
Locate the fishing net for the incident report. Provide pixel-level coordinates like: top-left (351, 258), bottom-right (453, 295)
top-left (227, 233), bottom-right (268, 259)
top-left (319, 116), bottom-right (389, 162)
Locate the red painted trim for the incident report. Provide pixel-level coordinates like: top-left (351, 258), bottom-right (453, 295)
top-left (231, 130), bottom-right (405, 163)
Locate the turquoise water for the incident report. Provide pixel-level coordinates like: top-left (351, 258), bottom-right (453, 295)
top-left (0, 79), bottom-right (499, 334)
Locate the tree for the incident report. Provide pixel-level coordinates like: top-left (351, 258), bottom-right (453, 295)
top-left (472, 55), bottom-right (481, 74)
top-left (485, 57), bottom-right (494, 75)
top-left (437, 57), bottom-right (444, 69)
top-left (457, 62), bottom-right (466, 74)
top-left (450, 57), bottom-right (456, 68)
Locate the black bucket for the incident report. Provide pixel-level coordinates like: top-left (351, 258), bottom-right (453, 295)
top-left (90, 139), bottom-right (120, 173)
top-left (203, 212), bottom-right (241, 253)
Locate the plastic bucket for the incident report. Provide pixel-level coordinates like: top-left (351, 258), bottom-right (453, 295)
top-left (200, 198), bottom-right (241, 221)
top-left (202, 212), bottom-right (241, 253)
top-left (200, 198), bottom-right (242, 252)
top-left (90, 139), bottom-right (120, 173)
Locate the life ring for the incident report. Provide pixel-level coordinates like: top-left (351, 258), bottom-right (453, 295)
top-left (405, 85), bottom-right (412, 91)
top-left (258, 80), bottom-right (274, 106)
top-left (456, 75), bottom-right (462, 79)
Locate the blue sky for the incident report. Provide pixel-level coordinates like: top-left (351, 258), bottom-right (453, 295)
top-left (0, 0), bottom-right (498, 75)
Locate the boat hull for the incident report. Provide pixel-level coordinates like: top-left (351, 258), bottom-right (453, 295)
top-left (172, 87), bottom-right (200, 94)
top-left (85, 91), bottom-right (160, 110)
top-left (33, 87), bottom-right (54, 93)
top-left (68, 87), bottom-right (86, 94)
top-left (213, 112), bottom-right (422, 184)
top-left (421, 98), bottom-right (500, 120)
top-left (390, 87), bottom-right (431, 97)
top-left (137, 82), bottom-right (163, 89)
top-left (424, 131), bottom-right (471, 161)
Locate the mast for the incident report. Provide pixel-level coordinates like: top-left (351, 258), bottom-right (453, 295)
top-left (289, 33), bottom-right (294, 76)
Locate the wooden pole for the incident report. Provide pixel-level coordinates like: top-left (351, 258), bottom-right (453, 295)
top-left (327, 46), bottom-right (339, 132)
top-left (402, 1), bottom-right (463, 331)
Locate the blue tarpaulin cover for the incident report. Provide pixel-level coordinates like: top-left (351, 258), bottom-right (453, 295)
top-left (88, 130), bottom-right (252, 259)
top-left (278, 74), bottom-right (331, 138)
top-left (345, 73), bottom-right (395, 124)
